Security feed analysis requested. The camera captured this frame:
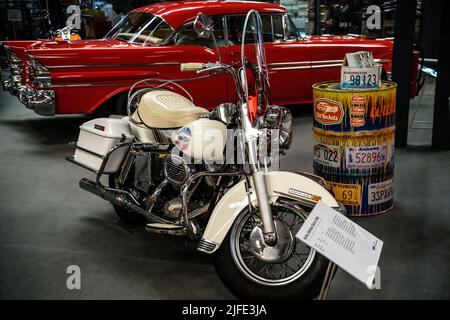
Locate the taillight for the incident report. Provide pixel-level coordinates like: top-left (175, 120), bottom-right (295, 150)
top-left (28, 54), bottom-right (51, 88)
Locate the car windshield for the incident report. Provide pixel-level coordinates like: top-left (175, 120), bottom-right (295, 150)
top-left (105, 12), bottom-right (173, 46)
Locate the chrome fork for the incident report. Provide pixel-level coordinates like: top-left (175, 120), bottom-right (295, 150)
top-left (240, 103), bottom-right (277, 246)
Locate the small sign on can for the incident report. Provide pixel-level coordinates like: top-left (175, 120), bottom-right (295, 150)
top-left (345, 145), bottom-right (388, 169)
top-left (368, 179), bottom-right (394, 206)
top-left (325, 181), bottom-right (362, 206)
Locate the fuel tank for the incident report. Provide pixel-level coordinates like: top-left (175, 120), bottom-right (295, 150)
top-left (172, 119), bottom-right (227, 163)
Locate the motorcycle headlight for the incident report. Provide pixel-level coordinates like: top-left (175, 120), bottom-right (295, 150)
top-left (264, 105), bottom-right (293, 151)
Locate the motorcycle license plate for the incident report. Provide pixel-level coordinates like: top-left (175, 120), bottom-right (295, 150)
top-left (345, 146), bottom-right (387, 169)
top-left (326, 181), bottom-right (362, 206)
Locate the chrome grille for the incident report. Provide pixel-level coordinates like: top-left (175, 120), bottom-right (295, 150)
top-left (197, 239), bottom-right (218, 254)
top-left (163, 154), bottom-right (190, 186)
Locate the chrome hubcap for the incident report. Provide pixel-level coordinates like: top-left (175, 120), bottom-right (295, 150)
top-left (230, 202), bottom-right (316, 286)
top-left (249, 219), bottom-right (294, 263)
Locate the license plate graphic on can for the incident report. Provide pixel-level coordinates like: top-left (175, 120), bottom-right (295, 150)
top-left (314, 143), bottom-right (341, 168)
top-left (326, 182), bottom-right (362, 206)
top-left (368, 179), bottom-right (394, 205)
top-left (345, 145), bottom-right (388, 169)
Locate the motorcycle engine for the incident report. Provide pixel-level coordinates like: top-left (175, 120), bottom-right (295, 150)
top-left (163, 154), bottom-right (192, 186)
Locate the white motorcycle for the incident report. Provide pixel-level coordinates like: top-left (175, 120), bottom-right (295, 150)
top-left (67, 10), bottom-right (344, 299)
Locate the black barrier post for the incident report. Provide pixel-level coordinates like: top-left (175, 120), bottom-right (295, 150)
top-left (431, 0), bottom-right (450, 149)
top-left (391, 0), bottom-right (417, 148)
top-left (315, 0), bottom-right (321, 35)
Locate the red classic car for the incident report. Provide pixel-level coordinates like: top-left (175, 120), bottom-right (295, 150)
top-left (2, 0), bottom-right (397, 116)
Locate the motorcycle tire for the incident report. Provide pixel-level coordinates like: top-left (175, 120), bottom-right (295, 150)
top-left (214, 202), bottom-right (329, 300)
top-left (108, 174), bottom-right (146, 225)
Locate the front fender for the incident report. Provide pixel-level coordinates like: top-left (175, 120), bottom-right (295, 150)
top-left (198, 171), bottom-right (339, 254)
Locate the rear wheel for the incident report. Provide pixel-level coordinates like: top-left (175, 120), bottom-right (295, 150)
top-left (214, 200), bottom-right (329, 300)
top-left (108, 174), bottom-right (146, 225)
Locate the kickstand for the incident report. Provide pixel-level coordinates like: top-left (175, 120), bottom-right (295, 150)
top-left (318, 261), bottom-right (338, 300)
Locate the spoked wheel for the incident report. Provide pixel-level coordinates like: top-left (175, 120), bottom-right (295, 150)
top-left (214, 200), bottom-right (329, 300)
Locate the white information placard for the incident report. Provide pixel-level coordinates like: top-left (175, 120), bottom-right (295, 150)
top-left (296, 201), bottom-right (383, 288)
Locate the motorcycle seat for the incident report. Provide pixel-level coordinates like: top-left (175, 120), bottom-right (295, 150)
top-left (135, 90), bottom-right (208, 129)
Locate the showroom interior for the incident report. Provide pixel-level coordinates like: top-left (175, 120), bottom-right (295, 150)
top-left (0, 0), bottom-right (449, 301)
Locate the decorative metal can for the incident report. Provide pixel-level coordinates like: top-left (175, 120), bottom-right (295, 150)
top-left (312, 81), bottom-right (397, 216)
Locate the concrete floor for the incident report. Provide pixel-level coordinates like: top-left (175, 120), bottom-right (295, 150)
top-left (0, 84), bottom-right (449, 300)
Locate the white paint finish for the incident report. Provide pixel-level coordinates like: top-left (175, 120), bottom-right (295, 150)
top-left (202, 171), bottom-right (339, 249)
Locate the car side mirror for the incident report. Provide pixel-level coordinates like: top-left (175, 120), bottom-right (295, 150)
top-left (193, 13), bottom-right (214, 39)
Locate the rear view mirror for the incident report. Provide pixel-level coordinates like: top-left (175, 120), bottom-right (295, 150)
top-left (193, 13), bottom-right (214, 39)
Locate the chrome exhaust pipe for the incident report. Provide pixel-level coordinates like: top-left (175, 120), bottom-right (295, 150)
top-left (79, 178), bottom-right (170, 224)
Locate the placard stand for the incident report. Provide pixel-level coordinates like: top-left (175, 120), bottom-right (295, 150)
top-left (318, 261), bottom-right (338, 300)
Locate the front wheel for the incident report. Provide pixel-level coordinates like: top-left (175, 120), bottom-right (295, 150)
top-left (214, 200), bottom-right (329, 299)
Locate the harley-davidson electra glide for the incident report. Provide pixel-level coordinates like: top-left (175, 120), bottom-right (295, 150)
top-left (67, 10), bottom-right (344, 299)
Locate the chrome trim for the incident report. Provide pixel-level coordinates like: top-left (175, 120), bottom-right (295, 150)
top-left (45, 62), bottom-right (180, 69)
top-left (9, 52), bottom-right (22, 64)
top-left (197, 239), bottom-right (218, 254)
top-left (2, 79), bottom-right (9, 91)
top-left (145, 178), bottom-right (169, 212)
top-left (274, 190), bottom-right (318, 208)
top-left (77, 177), bottom-right (172, 224)
top-left (163, 154), bottom-right (191, 186)
top-left (28, 54), bottom-right (50, 76)
top-left (270, 64), bottom-right (341, 71)
top-left (20, 89), bottom-right (55, 116)
top-left (311, 60), bottom-right (343, 65)
top-left (270, 65), bottom-right (311, 71)
top-left (274, 190), bottom-right (347, 216)
top-left (181, 171), bottom-right (245, 239)
top-left (311, 63), bottom-right (342, 69)
top-left (10, 64), bottom-right (23, 75)
top-left (47, 74), bottom-right (213, 88)
top-left (374, 58), bottom-right (391, 64)
top-left (35, 76), bottom-right (52, 88)
top-left (4, 75), bottom-right (22, 95)
top-left (268, 58), bottom-right (391, 71)
top-left (268, 61), bottom-right (310, 66)
top-left (424, 58), bottom-right (438, 64)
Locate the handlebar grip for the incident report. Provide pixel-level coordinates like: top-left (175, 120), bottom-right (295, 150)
top-left (180, 63), bottom-right (203, 72)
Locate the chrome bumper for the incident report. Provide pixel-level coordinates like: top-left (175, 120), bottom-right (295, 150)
top-left (19, 86), bottom-right (55, 116)
top-left (2, 75), bottom-right (21, 94)
top-left (2, 76), bottom-right (55, 116)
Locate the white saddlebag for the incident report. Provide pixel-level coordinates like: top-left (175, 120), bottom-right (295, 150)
top-left (74, 118), bottom-right (134, 173)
